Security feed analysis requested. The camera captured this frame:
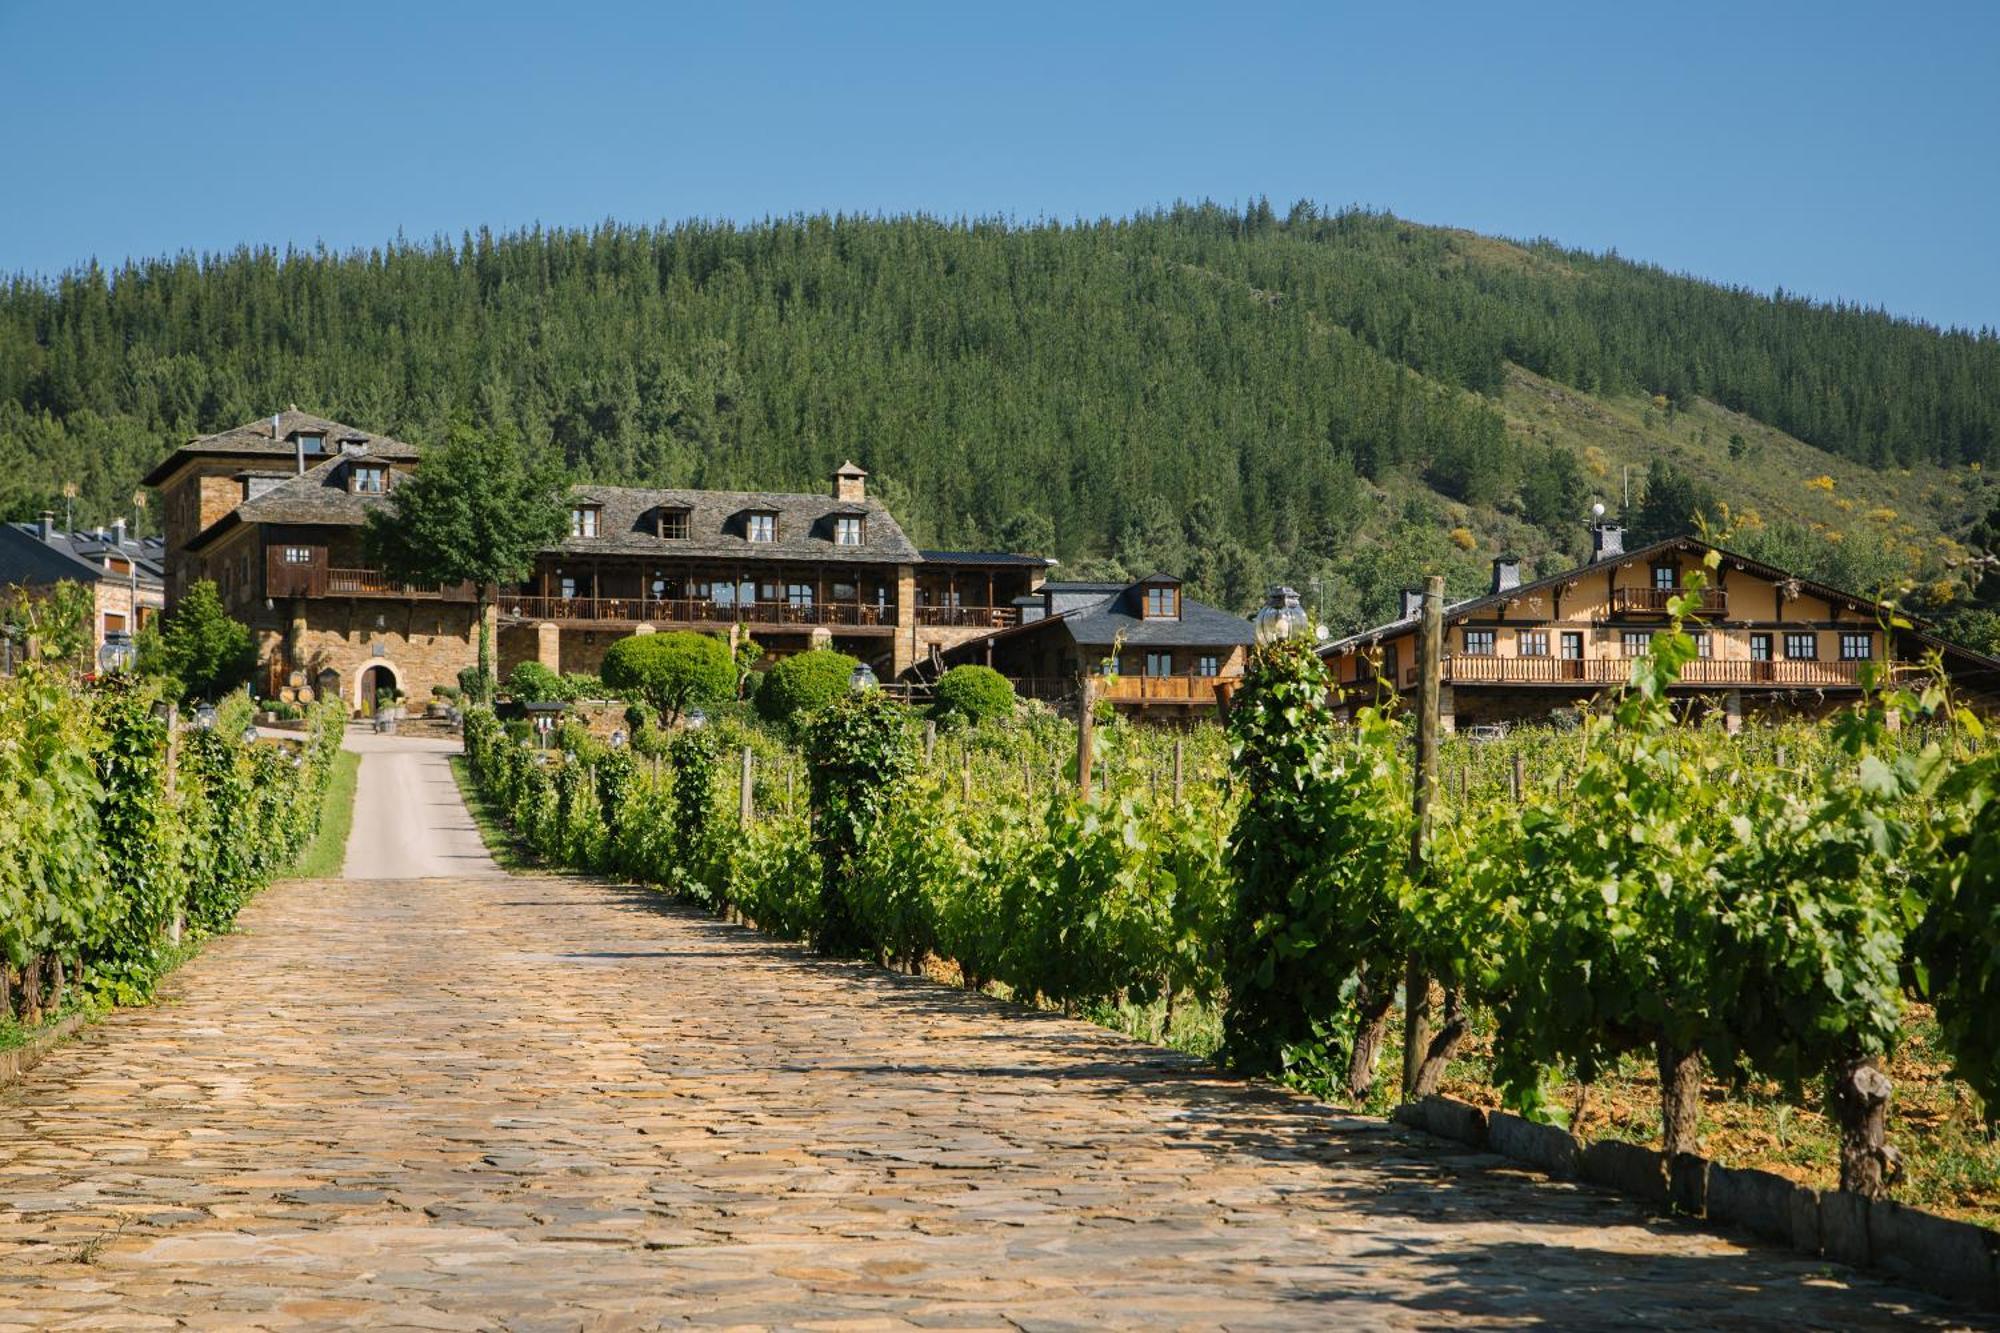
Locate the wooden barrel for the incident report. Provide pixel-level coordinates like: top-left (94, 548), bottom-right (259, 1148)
top-left (296, 687), bottom-right (315, 704)
top-left (278, 686), bottom-right (297, 704)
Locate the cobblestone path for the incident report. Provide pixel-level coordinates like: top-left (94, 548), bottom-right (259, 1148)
top-left (0, 873), bottom-right (1974, 1329)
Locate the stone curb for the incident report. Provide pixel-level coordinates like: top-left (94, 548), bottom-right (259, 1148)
top-left (0, 1013), bottom-right (87, 1086)
top-left (1394, 1094), bottom-right (2000, 1312)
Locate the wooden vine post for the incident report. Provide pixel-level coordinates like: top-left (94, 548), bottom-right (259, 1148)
top-left (1077, 677), bottom-right (1096, 800)
top-left (1172, 736), bottom-right (1185, 806)
top-left (1401, 574), bottom-right (1444, 1098)
top-left (739, 745), bottom-right (755, 825)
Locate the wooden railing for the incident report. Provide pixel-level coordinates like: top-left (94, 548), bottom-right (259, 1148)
top-left (1092, 673), bottom-right (1228, 704)
top-left (325, 568), bottom-right (476, 601)
top-left (1426, 656), bottom-right (1883, 689)
top-left (1611, 586), bottom-right (1729, 616)
top-left (913, 604), bottom-right (1021, 629)
top-left (501, 595), bottom-right (896, 629)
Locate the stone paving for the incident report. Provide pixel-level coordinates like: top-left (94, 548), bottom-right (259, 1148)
top-left (0, 872), bottom-right (1980, 1329)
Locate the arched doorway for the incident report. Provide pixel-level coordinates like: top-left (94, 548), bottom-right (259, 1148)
top-left (357, 663), bottom-right (401, 716)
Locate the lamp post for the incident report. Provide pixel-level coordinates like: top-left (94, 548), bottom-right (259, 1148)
top-left (1254, 586), bottom-right (1310, 646)
top-left (849, 662), bottom-right (878, 692)
top-left (97, 633), bottom-right (136, 675)
top-left (684, 706), bottom-right (708, 730)
top-left (193, 703), bottom-right (218, 731)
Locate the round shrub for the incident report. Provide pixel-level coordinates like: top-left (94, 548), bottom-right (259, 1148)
top-left (756, 649), bottom-right (859, 726)
top-left (932, 665), bottom-right (1015, 728)
top-left (506, 660), bottom-right (565, 703)
top-left (600, 631), bottom-right (735, 721)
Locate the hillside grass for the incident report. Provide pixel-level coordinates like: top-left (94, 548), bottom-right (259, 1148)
top-left (285, 747), bottom-right (360, 880)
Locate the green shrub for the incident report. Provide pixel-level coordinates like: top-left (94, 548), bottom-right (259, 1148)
top-left (506, 661), bottom-right (565, 702)
top-left (933, 665), bottom-right (1015, 727)
top-left (600, 632), bottom-right (735, 721)
top-left (457, 665), bottom-right (491, 703)
top-left (756, 649), bottom-right (859, 727)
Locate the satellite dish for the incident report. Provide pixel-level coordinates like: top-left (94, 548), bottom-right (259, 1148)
top-left (1591, 502), bottom-right (1606, 519)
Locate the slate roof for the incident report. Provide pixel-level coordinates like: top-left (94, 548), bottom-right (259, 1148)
top-left (0, 523), bottom-right (167, 589)
top-left (556, 484), bottom-right (921, 564)
top-left (947, 577), bottom-right (1254, 658)
top-left (141, 410), bottom-right (420, 485)
top-left (185, 456), bottom-right (398, 551)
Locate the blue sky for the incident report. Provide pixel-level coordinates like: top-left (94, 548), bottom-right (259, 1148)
top-left (2, 2), bottom-right (1995, 331)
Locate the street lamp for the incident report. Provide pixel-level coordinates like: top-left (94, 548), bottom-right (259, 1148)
top-left (193, 703), bottom-right (218, 731)
top-left (684, 707), bottom-right (708, 730)
top-left (97, 633), bottom-right (136, 675)
top-left (849, 662), bottom-right (878, 692)
top-left (1254, 586), bottom-right (1311, 646)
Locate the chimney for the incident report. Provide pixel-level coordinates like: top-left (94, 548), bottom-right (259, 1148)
top-left (296, 431), bottom-right (306, 476)
top-left (1400, 587), bottom-right (1424, 619)
top-left (111, 517), bottom-right (127, 547)
top-left (1591, 522), bottom-right (1625, 563)
top-left (832, 460), bottom-right (868, 503)
top-left (1490, 555), bottom-right (1521, 594)
top-left (38, 511), bottom-right (54, 543)
top-left (271, 412), bottom-right (282, 440)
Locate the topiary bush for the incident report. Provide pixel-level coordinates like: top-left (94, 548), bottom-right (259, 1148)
top-left (600, 632), bottom-right (735, 722)
top-left (932, 665), bottom-right (1015, 728)
top-left (756, 649), bottom-right (859, 728)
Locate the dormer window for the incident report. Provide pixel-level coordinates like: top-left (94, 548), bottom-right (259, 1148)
top-left (834, 515), bottom-right (863, 547)
top-left (296, 433), bottom-right (326, 455)
top-left (349, 464), bottom-right (387, 495)
top-left (657, 507), bottom-right (690, 540)
top-left (571, 505), bottom-right (601, 538)
top-left (747, 512), bottom-right (777, 543)
top-left (1143, 585), bottom-right (1179, 619)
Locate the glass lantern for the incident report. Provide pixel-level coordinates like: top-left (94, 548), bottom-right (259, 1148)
top-left (849, 662), bottom-right (879, 692)
top-left (97, 633), bottom-right (136, 675)
top-left (1254, 586), bottom-right (1310, 645)
top-left (193, 703), bottom-right (219, 731)
top-left (684, 707), bottom-right (707, 730)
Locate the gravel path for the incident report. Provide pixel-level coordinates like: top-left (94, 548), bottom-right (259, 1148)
top-left (339, 730), bottom-right (498, 881)
top-left (0, 857), bottom-right (1974, 1327)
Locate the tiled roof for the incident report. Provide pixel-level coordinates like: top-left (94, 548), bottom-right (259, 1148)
top-left (558, 484), bottom-right (921, 564)
top-left (0, 523), bottom-right (166, 588)
top-left (1059, 583), bottom-right (1255, 649)
top-left (142, 410), bottom-right (420, 485)
top-left (917, 550), bottom-right (1054, 567)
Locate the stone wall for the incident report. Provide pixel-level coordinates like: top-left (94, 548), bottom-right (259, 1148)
top-left (256, 598), bottom-right (482, 710)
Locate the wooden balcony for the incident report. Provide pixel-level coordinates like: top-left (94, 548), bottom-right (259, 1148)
top-left (501, 594), bottom-right (895, 632)
top-left (326, 568), bottom-right (476, 600)
top-left (1611, 586), bottom-right (1729, 616)
top-left (264, 547), bottom-right (474, 601)
top-left (913, 604), bottom-right (1021, 630)
top-left (1092, 672), bottom-right (1227, 705)
top-left (1426, 655), bottom-right (1885, 689)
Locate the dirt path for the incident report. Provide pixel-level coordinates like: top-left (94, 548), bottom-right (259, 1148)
top-left (340, 730), bottom-right (499, 880)
top-left (0, 863), bottom-right (1971, 1327)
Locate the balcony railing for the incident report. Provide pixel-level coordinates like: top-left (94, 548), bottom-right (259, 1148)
top-left (1611, 586), bottom-right (1729, 616)
top-left (325, 568), bottom-right (476, 601)
top-left (913, 604), bottom-right (1021, 629)
top-left (1092, 673), bottom-right (1228, 704)
top-left (1426, 655), bottom-right (1885, 689)
top-left (502, 595), bottom-right (896, 630)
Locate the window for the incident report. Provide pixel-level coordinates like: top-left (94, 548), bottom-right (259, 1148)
top-left (709, 581), bottom-right (737, 608)
top-left (833, 515), bottom-right (863, 547)
top-left (1652, 564), bottom-right (1678, 591)
top-left (282, 546), bottom-right (314, 564)
top-left (831, 581), bottom-right (857, 602)
top-left (570, 506), bottom-right (600, 538)
top-left (1693, 631), bottom-right (1712, 658)
top-left (559, 576), bottom-right (578, 599)
top-left (1195, 655), bottom-right (1220, 677)
top-left (650, 576), bottom-right (668, 599)
top-left (1144, 652), bottom-right (1173, 677)
top-left (104, 612), bottom-right (127, 634)
top-left (1463, 629), bottom-right (1496, 656)
top-left (296, 433), bottom-right (325, 455)
top-left (106, 556), bottom-right (131, 575)
top-left (350, 465), bottom-right (387, 495)
top-left (747, 513), bottom-right (777, 543)
top-left (1840, 632), bottom-right (1873, 661)
top-left (786, 583), bottom-right (814, 608)
top-left (1785, 632), bottom-right (1819, 660)
top-left (1144, 585), bottom-right (1179, 619)
top-left (1622, 629), bottom-right (1653, 657)
top-left (1518, 629), bottom-right (1549, 657)
top-left (1750, 633), bottom-right (1772, 662)
top-left (658, 509), bottom-right (690, 540)
top-left (1560, 632), bottom-right (1583, 661)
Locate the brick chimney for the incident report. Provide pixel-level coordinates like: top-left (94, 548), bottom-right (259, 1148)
top-left (832, 461), bottom-right (868, 502)
top-left (1490, 555), bottom-right (1521, 594)
top-left (1591, 522), bottom-right (1625, 563)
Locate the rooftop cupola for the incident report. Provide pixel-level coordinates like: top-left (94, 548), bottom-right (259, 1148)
top-left (832, 460), bottom-right (868, 503)
top-left (1491, 554), bottom-right (1521, 594)
top-left (1400, 587), bottom-right (1424, 618)
top-left (1591, 522), bottom-right (1625, 563)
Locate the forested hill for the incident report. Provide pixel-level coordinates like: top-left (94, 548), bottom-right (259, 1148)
top-left (4, 203), bottom-right (1997, 631)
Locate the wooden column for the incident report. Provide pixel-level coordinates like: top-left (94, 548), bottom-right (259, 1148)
top-left (1402, 574), bottom-right (1444, 1098)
